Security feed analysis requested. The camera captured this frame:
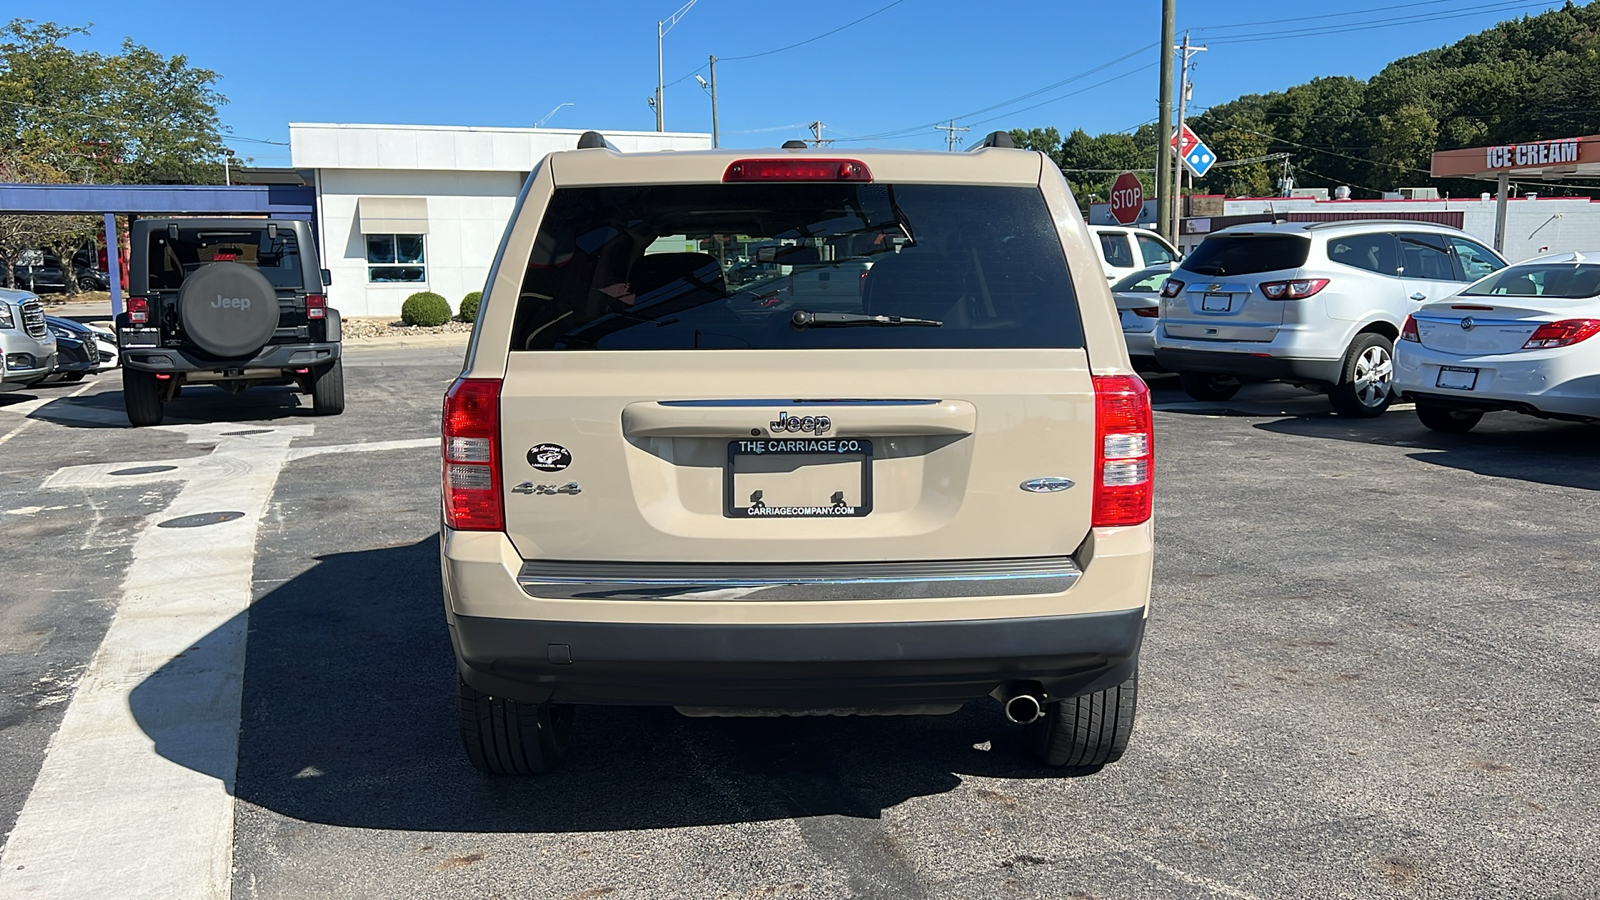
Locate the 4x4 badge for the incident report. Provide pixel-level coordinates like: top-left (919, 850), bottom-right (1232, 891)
top-left (528, 443), bottom-right (573, 472)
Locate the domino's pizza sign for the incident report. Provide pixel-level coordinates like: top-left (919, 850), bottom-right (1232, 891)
top-left (1171, 124), bottom-right (1219, 178)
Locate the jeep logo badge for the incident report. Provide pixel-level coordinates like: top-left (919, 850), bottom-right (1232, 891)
top-left (212, 295), bottom-right (251, 310)
top-left (769, 411), bottom-right (831, 435)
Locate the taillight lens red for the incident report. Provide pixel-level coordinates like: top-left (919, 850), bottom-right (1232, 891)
top-left (1159, 278), bottom-right (1184, 299)
top-left (1132, 306), bottom-right (1160, 318)
top-left (1401, 315), bottom-right (1420, 343)
top-left (1259, 278), bottom-right (1329, 300)
top-left (442, 378), bottom-right (503, 531)
top-left (723, 159), bottom-right (873, 182)
top-left (306, 293), bottom-right (326, 320)
top-left (127, 297), bottom-right (149, 324)
top-left (1092, 375), bottom-right (1153, 527)
top-left (1523, 318), bottom-right (1600, 349)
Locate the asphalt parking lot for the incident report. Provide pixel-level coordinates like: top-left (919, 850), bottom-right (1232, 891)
top-left (0, 345), bottom-right (1596, 900)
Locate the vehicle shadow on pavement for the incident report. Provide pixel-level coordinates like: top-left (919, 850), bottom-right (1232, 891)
top-left (1253, 414), bottom-right (1600, 491)
top-left (131, 537), bottom-right (1083, 834)
top-left (28, 384), bottom-right (315, 429)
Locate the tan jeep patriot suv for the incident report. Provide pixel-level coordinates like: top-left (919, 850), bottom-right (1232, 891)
top-left (441, 132), bottom-right (1154, 774)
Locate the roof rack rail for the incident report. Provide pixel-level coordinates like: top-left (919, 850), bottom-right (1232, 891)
top-left (781, 140), bottom-right (808, 149)
top-left (966, 131), bottom-right (1017, 152)
top-left (576, 131), bottom-right (614, 150)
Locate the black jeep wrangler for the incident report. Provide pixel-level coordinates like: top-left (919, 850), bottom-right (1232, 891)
top-left (118, 218), bottom-right (344, 426)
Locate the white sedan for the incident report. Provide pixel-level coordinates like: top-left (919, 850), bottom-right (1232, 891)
top-left (1394, 251), bottom-right (1600, 432)
top-left (1111, 264), bottom-right (1175, 369)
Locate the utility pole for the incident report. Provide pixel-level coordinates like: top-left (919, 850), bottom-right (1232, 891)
top-left (806, 121), bottom-right (834, 147)
top-left (934, 120), bottom-right (970, 152)
top-left (1171, 30), bottom-right (1207, 245)
top-left (1156, 0), bottom-right (1175, 243)
top-left (709, 55), bottom-right (719, 149)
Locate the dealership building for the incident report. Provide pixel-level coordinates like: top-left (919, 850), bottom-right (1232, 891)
top-left (287, 123), bottom-right (712, 318)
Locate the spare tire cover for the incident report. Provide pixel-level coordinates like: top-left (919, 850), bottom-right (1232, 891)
top-left (178, 262), bottom-right (280, 357)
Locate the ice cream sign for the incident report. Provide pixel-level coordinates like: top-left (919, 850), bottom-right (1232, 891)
top-left (1486, 137), bottom-right (1581, 169)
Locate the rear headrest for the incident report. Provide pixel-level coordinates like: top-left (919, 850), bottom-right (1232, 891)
top-left (861, 252), bottom-right (969, 319)
top-left (629, 252), bottom-right (725, 299)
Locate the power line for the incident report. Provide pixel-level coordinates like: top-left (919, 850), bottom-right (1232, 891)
top-left (663, 0), bottom-right (909, 87)
top-left (0, 97), bottom-right (287, 147)
top-left (1201, 0), bottom-right (1555, 45)
top-left (1193, 0), bottom-right (1493, 32)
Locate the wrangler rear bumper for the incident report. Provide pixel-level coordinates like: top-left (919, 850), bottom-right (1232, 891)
top-left (451, 607), bottom-right (1145, 707)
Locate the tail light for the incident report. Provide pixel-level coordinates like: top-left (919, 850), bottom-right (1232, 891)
top-left (306, 293), bottom-right (326, 320)
top-left (723, 159), bottom-right (873, 182)
top-left (1523, 318), bottom-right (1600, 349)
top-left (128, 297), bottom-right (149, 324)
top-left (1401, 315), bottom-right (1420, 343)
top-left (442, 378), bottom-right (503, 531)
top-left (1132, 306), bottom-right (1160, 318)
top-left (1092, 375), bottom-right (1153, 527)
top-left (1159, 278), bottom-right (1184, 299)
top-left (1259, 278), bottom-right (1329, 300)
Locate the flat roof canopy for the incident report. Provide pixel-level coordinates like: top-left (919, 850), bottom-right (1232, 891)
top-left (1432, 135), bottom-right (1600, 180)
top-left (0, 182), bottom-right (314, 217)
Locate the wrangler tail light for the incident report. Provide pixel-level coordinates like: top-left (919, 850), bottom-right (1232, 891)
top-left (1159, 278), bottom-right (1184, 299)
top-left (723, 159), bottom-right (873, 182)
top-left (442, 378), bottom-right (503, 531)
top-left (306, 293), bottom-right (326, 320)
top-left (1259, 278), bottom-right (1329, 300)
top-left (1401, 315), bottom-right (1420, 343)
top-left (1092, 375), bottom-right (1153, 527)
top-left (1523, 318), bottom-right (1600, 349)
top-left (128, 297), bottom-right (149, 324)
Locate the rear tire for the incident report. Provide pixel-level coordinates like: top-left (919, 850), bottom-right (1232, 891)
top-left (457, 677), bottom-right (573, 775)
top-left (310, 359), bottom-right (345, 416)
top-left (122, 368), bottom-right (164, 427)
top-left (1178, 371), bottom-right (1241, 402)
top-left (1329, 334), bottom-right (1395, 418)
top-left (1416, 402), bottom-right (1481, 433)
top-left (1024, 668), bottom-right (1138, 770)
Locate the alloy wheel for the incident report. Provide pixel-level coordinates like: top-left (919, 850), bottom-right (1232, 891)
top-left (1352, 344), bottom-right (1393, 408)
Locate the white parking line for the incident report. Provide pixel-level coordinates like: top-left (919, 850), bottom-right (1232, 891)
top-left (0, 424), bottom-right (310, 900)
top-left (0, 380), bottom-right (97, 447)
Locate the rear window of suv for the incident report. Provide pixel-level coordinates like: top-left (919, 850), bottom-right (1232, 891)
top-left (1181, 234), bottom-right (1310, 277)
top-left (508, 183), bottom-right (1084, 351)
top-left (147, 228), bottom-right (303, 291)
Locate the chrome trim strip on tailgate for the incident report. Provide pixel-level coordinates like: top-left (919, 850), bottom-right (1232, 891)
top-left (517, 557), bottom-right (1083, 601)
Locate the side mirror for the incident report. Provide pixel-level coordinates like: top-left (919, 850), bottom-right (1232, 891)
top-left (320, 268), bottom-right (332, 286)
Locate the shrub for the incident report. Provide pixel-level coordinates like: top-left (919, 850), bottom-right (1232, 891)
top-left (400, 291), bottom-right (451, 327)
top-left (458, 291), bottom-right (482, 322)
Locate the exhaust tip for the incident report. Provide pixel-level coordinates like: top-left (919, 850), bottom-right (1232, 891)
top-left (1003, 694), bottom-right (1043, 725)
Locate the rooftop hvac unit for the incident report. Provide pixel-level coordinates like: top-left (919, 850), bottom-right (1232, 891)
top-left (1398, 187), bottom-right (1439, 200)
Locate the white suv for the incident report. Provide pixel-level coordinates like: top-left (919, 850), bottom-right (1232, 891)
top-left (1154, 221), bottom-right (1506, 416)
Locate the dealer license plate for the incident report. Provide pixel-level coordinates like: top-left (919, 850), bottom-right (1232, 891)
top-left (725, 438), bottom-right (873, 518)
top-left (1436, 366), bottom-right (1479, 391)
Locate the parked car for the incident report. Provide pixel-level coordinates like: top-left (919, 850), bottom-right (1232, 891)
top-left (1394, 251), bottom-right (1600, 432)
top-left (4, 250), bottom-right (110, 293)
top-left (1093, 225), bottom-right (1180, 284)
top-left (44, 316), bottom-right (115, 380)
top-left (0, 288), bottom-right (58, 392)
top-left (118, 218), bottom-right (343, 426)
top-left (1154, 221), bottom-right (1508, 417)
top-left (441, 132), bottom-right (1153, 775)
top-left (1111, 264), bottom-right (1177, 370)
top-left (43, 319), bottom-right (98, 383)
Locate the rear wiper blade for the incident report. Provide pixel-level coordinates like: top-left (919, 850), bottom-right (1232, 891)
top-left (790, 310), bottom-right (942, 329)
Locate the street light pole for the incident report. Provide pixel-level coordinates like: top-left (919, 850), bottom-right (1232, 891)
top-left (654, 0), bottom-right (699, 133)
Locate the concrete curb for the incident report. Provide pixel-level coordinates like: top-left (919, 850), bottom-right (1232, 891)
top-left (343, 332), bottom-right (470, 350)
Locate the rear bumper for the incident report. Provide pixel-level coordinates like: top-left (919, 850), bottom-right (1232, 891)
top-left (452, 607), bottom-right (1144, 707)
top-left (1154, 346), bottom-right (1342, 384)
top-left (121, 338), bottom-right (340, 374)
top-left (1395, 344), bottom-right (1600, 421)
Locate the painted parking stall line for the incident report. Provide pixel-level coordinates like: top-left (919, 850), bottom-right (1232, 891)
top-left (0, 424), bottom-right (310, 900)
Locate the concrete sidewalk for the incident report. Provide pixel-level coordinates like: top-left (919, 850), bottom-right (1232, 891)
top-left (43, 298), bottom-right (471, 350)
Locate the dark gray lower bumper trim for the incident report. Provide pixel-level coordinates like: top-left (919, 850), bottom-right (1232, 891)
top-left (1155, 347), bottom-right (1342, 385)
top-left (517, 556), bottom-right (1083, 601)
top-left (123, 341), bottom-right (340, 374)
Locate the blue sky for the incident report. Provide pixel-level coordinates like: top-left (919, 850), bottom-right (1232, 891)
top-left (42, 0), bottom-right (1582, 164)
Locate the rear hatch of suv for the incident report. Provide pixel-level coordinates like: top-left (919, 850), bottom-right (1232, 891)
top-left (1165, 232), bottom-right (1312, 342)
top-left (491, 158), bottom-right (1103, 565)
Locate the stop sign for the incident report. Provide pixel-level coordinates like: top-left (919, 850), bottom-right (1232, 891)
top-left (1109, 172), bottom-right (1144, 225)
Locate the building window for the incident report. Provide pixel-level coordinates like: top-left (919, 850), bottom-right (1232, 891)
top-left (367, 234), bottom-right (426, 283)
